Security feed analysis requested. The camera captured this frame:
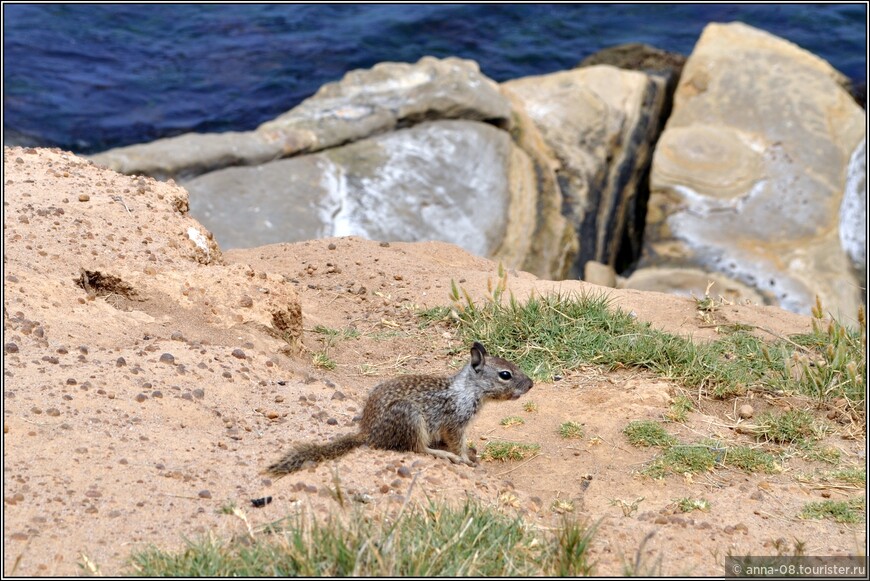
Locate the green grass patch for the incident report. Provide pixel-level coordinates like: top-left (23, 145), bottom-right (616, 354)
top-left (623, 421), bottom-right (677, 448)
top-left (755, 409), bottom-right (824, 446)
top-left (723, 446), bottom-right (780, 474)
top-left (435, 283), bottom-right (865, 408)
top-left (416, 305), bottom-right (452, 326)
top-left (789, 299), bottom-right (865, 405)
top-left (558, 421), bottom-right (585, 439)
top-left (804, 445), bottom-right (841, 465)
top-left (801, 496), bottom-right (865, 524)
top-left (480, 441), bottom-right (541, 462)
top-left (312, 352), bottom-right (336, 370)
top-left (125, 501), bottom-right (596, 576)
top-left (676, 497), bottom-right (711, 513)
top-left (665, 395), bottom-right (694, 423)
top-left (500, 416), bottom-right (525, 427)
top-left (643, 445), bottom-right (717, 479)
top-left (828, 467), bottom-right (866, 485)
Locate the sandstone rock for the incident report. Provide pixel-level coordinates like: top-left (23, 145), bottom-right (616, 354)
top-left (503, 65), bottom-right (669, 278)
top-left (260, 56), bottom-right (512, 146)
top-left (644, 22), bottom-right (865, 320)
top-left (584, 261), bottom-right (617, 288)
top-left (87, 131), bottom-right (289, 182)
top-left (186, 120), bottom-right (530, 266)
top-left (577, 42), bottom-right (686, 130)
top-left (500, 90), bottom-right (578, 280)
top-left (90, 57), bottom-right (510, 182)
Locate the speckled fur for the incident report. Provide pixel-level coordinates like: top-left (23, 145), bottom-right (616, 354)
top-left (265, 342), bottom-right (532, 476)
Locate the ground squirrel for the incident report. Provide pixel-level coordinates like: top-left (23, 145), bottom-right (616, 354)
top-left (265, 342), bottom-right (533, 475)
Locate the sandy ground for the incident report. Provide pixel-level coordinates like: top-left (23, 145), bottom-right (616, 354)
top-left (3, 146), bottom-right (865, 576)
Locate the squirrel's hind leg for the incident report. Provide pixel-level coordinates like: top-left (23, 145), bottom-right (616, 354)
top-left (439, 427), bottom-right (475, 466)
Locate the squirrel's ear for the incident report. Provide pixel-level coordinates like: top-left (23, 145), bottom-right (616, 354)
top-left (470, 342), bottom-right (486, 371)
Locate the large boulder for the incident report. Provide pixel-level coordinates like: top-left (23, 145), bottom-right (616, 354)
top-left (185, 120), bottom-right (542, 271)
top-left (502, 65), bottom-right (669, 278)
top-left (635, 22), bottom-right (865, 320)
top-left (89, 57), bottom-right (510, 182)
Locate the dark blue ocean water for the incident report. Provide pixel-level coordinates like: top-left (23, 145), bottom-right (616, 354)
top-left (3, 3), bottom-right (867, 154)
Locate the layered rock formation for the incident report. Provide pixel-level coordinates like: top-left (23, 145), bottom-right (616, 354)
top-left (88, 57), bottom-right (511, 182)
top-left (503, 65), bottom-right (669, 277)
top-left (629, 22), bottom-right (866, 320)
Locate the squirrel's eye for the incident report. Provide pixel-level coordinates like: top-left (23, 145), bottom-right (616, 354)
top-left (498, 370), bottom-right (513, 380)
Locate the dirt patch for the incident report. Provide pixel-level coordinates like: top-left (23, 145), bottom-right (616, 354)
top-left (3, 147), bottom-right (864, 576)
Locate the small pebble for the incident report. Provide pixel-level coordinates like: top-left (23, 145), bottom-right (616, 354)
top-left (159, 353), bottom-right (175, 365)
top-left (231, 348), bottom-right (246, 359)
top-left (198, 490), bottom-right (212, 499)
top-left (5, 343), bottom-right (19, 354)
top-left (738, 404), bottom-right (754, 419)
top-left (251, 496), bottom-right (272, 508)
top-left (78, 194), bottom-right (90, 202)
top-left (192, 388), bottom-right (204, 399)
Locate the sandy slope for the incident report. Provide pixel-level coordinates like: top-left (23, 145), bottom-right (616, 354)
top-left (3, 147), bottom-right (864, 576)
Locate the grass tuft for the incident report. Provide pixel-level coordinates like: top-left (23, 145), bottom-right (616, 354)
top-left (558, 421), bottom-right (585, 439)
top-left (623, 421), bottom-right (677, 448)
top-left (723, 446), bottom-right (780, 474)
top-left (480, 441), bottom-right (541, 462)
top-left (500, 416), bottom-right (525, 427)
top-left (801, 496), bottom-right (865, 524)
top-left (126, 501), bottom-right (596, 576)
top-left (676, 498), bottom-right (711, 513)
top-left (643, 445), bottom-right (717, 479)
top-left (665, 395), bottom-right (694, 423)
top-left (755, 409), bottom-right (824, 446)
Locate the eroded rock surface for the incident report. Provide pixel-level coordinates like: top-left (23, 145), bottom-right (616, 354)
top-left (186, 120), bottom-right (529, 264)
top-left (640, 22), bottom-right (866, 319)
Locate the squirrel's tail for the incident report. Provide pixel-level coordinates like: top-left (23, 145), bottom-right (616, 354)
top-left (265, 433), bottom-right (366, 476)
